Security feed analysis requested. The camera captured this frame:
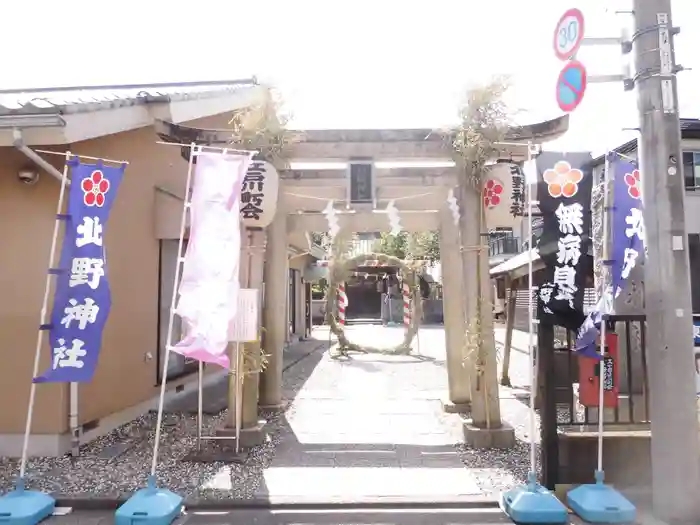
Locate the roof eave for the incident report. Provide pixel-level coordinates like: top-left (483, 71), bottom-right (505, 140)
top-left (0, 84), bottom-right (268, 147)
top-left (590, 119), bottom-right (700, 166)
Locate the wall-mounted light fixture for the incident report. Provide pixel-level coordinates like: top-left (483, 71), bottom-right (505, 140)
top-left (17, 166), bottom-right (39, 185)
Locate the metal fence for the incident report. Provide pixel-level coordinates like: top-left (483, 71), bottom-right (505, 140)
top-left (549, 315), bottom-right (650, 429)
top-left (489, 235), bottom-right (520, 257)
top-left (537, 314), bottom-right (651, 488)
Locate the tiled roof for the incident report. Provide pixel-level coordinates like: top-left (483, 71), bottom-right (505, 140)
top-left (490, 248), bottom-right (540, 276)
top-left (590, 118), bottom-right (700, 165)
top-left (0, 79), bottom-right (258, 116)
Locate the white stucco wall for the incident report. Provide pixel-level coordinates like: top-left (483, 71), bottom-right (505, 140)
top-left (591, 139), bottom-right (700, 234)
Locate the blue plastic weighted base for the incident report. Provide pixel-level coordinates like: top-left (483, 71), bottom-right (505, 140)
top-left (500, 473), bottom-right (568, 524)
top-left (115, 476), bottom-right (183, 525)
top-left (567, 470), bottom-right (636, 524)
top-left (0, 478), bottom-right (55, 525)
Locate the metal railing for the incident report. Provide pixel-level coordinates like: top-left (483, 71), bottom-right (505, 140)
top-left (538, 314), bottom-right (650, 489)
top-left (489, 236), bottom-right (520, 257)
top-left (549, 314), bottom-right (650, 429)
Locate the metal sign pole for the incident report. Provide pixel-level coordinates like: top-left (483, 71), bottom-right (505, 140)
top-left (234, 341), bottom-right (243, 454)
top-left (197, 362), bottom-right (203, 451)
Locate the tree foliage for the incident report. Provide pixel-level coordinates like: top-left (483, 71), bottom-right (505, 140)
top-left (446, 76), bottom-right (512, 187)
top-left (447, 77), bottom-right (514, 415)
top-left (407, 231), bottom-right (441, 263)
top-left (373, 231), bottom-right (440, 263)
top-left (229, 88), bottom-right (303, 168)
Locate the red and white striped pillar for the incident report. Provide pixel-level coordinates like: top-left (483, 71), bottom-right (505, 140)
top-left (337, 282), bottom-right (347, 326)
top-left (402, 281), bottom-right (411, 327)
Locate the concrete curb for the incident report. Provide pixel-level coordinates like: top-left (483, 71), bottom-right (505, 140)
top-left (281, 339), bottom-right (329, 373)
top-left (55, 494), bottom-right (501, 511)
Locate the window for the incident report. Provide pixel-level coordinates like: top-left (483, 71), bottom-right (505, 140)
top-left (489, 228), bottom-right (519, 256)
top-left (688, 234), bottom-right (700, 313)
top-left (157, 240), bottom-right (197, 384)
top-left (288, 269), bottom-right (297, 336)
top-left (357, 232), bottom-right (381, 240)
top-left (683, 151), bottom-right (700, 190)
top-left (495, 277), bottom-right (506, 299)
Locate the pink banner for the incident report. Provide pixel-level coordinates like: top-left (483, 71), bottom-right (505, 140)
top-left (172, 152), bottom-right (252, 368)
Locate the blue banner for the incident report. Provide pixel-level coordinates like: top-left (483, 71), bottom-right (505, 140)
top-left (34, 160), bottom-right (124, 383)
top-left (575, 153), bottom-right (645, 358)
top-left (610, 157), bottom-right (645, 296)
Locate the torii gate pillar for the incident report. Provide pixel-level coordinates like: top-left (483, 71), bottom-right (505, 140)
top-left (439, 208), bottom-right (472, 412)
top-left (258, 209), bottom-right (288, 411)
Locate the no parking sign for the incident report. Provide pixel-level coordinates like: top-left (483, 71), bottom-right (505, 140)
top-left (556, 60), bottom-right (587, 113)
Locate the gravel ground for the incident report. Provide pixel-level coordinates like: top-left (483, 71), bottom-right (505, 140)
top-left (447, 396), bottom-right (540, 496)
top-left (448, 338), bottom-right (588, 497)
top-left (0, 342), bottom-right (323, 503)
top-left (0, 408), bottom-right (292, 502)
top-left (445, 339), bottom-right (546, 497)
top-left (0, 329), bottom-right (567, 501)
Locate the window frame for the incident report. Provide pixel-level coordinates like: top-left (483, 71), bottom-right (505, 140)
top-left (156, 240), bottom-right (198, 385)
top-left (683, 150), bottom-right (700, 191)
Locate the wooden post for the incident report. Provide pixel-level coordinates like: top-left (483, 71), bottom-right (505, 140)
top-left (539, 321), bottom-right (559, 490)
top-left (500, 276), bottom-right (518, 387)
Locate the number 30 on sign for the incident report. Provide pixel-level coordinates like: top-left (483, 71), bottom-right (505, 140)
top-left (553, 8), bottom-right (585, 61)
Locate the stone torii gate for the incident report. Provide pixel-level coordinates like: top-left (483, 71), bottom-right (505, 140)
top-left (155, 117), bottom-right (568, 448)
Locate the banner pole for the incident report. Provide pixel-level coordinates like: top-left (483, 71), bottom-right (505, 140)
top-left (197, 361), bottom-right (203, 451)
top-left (18, 152), bottom-right (72, 480)
top-left (150, 143), bottom-right (196, 478)
top-left (234, 342), bottom-right (243, 454)
top-left (596, 151), bottom-right (613, 473)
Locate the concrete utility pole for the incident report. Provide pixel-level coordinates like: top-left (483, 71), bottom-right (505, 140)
top-left (632, 0), bottom-right (700, 520)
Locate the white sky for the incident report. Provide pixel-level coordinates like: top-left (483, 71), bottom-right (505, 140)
top-left (2, 0), bottom-right (698, 153)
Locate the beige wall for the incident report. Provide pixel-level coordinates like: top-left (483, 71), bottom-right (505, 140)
top-left (0, 120), bottom-right (311, 441)
top-left (0, 124), bottom-right (225, 435)
top-left (70, 128), bottom-right (193, 425)
top-left (591, 139), bottom-right (700, 234)
top-left (0, 148), bottom-right (69, 434)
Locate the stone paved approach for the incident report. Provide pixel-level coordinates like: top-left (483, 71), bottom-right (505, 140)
top-left (250, 325), bottom-right (483, 500)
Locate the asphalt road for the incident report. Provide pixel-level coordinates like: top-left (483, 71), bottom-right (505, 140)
top-left (47, 507), bottom-right (516, 525)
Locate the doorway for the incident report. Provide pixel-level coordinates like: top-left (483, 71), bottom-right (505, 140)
top-left (288, 268), bottom-right (297, 335)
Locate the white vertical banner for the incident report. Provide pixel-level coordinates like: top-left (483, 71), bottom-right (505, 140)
top-left (172, 152), bottom-right (253, 369)
top-left (228, 289), bottom-right (260, 342)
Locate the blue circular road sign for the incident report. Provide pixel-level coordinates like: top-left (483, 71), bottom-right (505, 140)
top-left (556, 60), bottom-right (587, 113)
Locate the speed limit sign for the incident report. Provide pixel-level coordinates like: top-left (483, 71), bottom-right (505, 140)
top-left (553, 8), bottom-right (585, 61)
